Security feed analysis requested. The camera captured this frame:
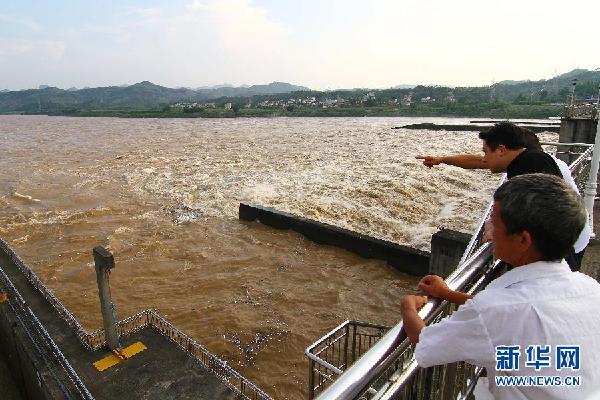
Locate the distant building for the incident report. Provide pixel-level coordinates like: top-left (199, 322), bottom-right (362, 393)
top-left (362, 92), bottom-right (376, 102)
top-left (224, 102), bottom-right (232, 109)
top-left (170, 101), bottom-right (215, 109)
top-left (322, 98), bottom-right (337, 108)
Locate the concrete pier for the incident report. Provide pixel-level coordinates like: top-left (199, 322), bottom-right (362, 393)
top-left (240, 203), bottom-right (471, 277)
top-left (429, 229), bottom-right (471, 278)
top-left (240, 203), bottom-right (430, 275)
top-left (559, 118), bottom-right (597, 144)
top-left (557, 104), bottom-right (598, 164)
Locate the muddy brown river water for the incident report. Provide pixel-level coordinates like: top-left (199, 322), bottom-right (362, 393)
top-left (0, 115), bottom-right (542, 399)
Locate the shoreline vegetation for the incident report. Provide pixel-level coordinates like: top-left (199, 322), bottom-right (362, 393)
top-left (15, 103), bottom-right (565, 119)
top-left (3, 69), bottom-right (598, 120)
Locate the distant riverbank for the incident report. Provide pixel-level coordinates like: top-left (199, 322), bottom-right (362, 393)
top-left (19, 103), bottom-right (565, 119)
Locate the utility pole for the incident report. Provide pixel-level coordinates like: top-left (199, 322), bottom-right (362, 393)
top-left (570, 78), bottom-right (578, 107)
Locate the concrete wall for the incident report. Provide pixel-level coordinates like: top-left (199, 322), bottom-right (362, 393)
top-left (240, 203), bottom-right (430, 276)
top-left (429, 229), bottom-right (471, 278)
top-left (0, 348), bottom-right (22, 400)
top-left (239, 203), bottom-right (477, 277)
top-left (558, 118), bottom-right (598, 163)
top-left (0, 298), bottom-right (64, 399)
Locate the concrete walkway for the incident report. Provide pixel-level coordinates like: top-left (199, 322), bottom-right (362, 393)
top-left (0, 249), bottom-right (244, 400)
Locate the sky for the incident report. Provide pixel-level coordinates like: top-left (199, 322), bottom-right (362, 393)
top-left (1, 0), bottom-right (599, 91)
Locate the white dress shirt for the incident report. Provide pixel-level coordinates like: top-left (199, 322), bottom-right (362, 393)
top-left (415, 260), bottom-right (600, 399)
top-left (549, 154), bottom-right (591, 253)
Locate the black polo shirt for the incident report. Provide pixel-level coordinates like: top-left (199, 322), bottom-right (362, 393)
top-left (506, 149), bottom-right (561, 179)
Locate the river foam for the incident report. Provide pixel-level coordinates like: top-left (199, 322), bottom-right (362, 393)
top-left (0, 115), bottom-right (557, 399)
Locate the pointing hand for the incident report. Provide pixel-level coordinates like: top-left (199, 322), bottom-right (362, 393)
top-left (416, 155), bottom-right (442, 168)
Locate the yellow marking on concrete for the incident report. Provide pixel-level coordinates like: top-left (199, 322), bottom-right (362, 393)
top-left (93, 342), bottom-right (147, 372)
top-left (0, 293), bottom-right (7, 302)
top-left (118, 341), bottom-right (147, 358)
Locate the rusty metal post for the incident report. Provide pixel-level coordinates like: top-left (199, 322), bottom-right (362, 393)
top-left (93, 246), bottom-right (119, 350)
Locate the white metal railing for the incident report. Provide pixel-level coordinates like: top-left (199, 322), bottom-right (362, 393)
top-left (308, 141), bottom-right (597, 400)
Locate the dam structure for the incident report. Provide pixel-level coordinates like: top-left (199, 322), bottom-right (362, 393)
top-left (0, 109), bottom-right (598, 400)
top-left (0, 238), bottom-right (271, 400)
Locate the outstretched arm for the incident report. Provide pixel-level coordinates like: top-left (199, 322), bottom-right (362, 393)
top-left (416, 154), bottom-right (487, 169)
top-left (418, 275), bottom-right (472, 305)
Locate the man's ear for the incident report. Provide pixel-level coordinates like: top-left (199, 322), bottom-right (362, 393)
top-left (518, 230), bottom-right (534, 252)
top-left (497, 144), bottom-right (508, 156)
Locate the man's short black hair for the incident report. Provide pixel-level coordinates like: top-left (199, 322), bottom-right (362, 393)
top-left (521, 129), bottom-right (542, 150)
top-left (479, 122), bottom-right (528, 151)
top-left (493, 174), bottom-right (586, 261)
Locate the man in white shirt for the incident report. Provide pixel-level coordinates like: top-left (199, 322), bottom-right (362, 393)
top-left (400, 174), bottom-right (600, 399)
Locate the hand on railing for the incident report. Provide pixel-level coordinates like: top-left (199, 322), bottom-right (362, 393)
top-left (418, 275), bottom-right (473, 306)
top-left (400, 295), bottom-right (428, 344)
top-left (417, 275), bottom-right (448, 298)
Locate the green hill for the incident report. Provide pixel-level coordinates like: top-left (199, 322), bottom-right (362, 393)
top-left (0, 81), bottom-right (308, 113)
top-left (0, 69), bottom-right (598, 114)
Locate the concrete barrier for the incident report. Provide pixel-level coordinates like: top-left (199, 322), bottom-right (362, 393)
top-left (239, 203), bottom-right (430, 276)
top-left (0, 295), bottom-right (63, 399)
top-left (429, 229), bottom-right (471, 278)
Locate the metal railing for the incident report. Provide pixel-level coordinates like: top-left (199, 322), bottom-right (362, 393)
top-left (0, 239), bottom-right (272, 400)
top-left (311, 244), bottom-right (498, 400)
top-left (563, 143), bottom-right (595, 193)
top-left (307, 143), bottom-right (596, 400)
top-left (0, 267), bottom-right (94, 400)
top-left (306, 321), bottom-right (390, 398)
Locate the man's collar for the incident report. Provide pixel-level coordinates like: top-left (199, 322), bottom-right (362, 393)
top-left (504, 147), bottom-right (527, 166)
top-left (487, 260), bottom-right (571, 290)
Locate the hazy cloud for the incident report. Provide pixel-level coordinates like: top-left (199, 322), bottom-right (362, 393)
top-left (0, 39), bottom-right (65, 59)
top-left (0, 14), bottom-right (41, 32)
top-left (1, 0), bottom-right (599, 90)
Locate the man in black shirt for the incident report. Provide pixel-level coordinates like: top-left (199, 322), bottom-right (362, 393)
top-left (478, 122), bottom-right (561, 179)
top-left (416, 122), bottom-right (585, 270)
top-left (505, 148), bottom-right (561, 178)
top-left (417, 122), bottom-right (561, 178)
